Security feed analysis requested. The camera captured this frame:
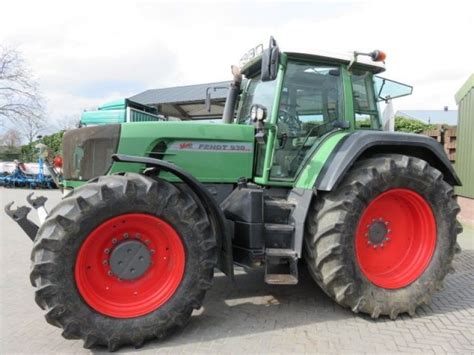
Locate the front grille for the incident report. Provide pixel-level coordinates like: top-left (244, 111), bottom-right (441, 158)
top-left (63, 125), bottom-right (120, 181)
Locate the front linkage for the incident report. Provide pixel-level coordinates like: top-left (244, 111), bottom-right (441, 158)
top-left (5, 193), bottom-right (49, 241)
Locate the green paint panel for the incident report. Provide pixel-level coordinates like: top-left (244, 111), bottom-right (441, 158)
top-left (110, 121), bottom-right (256, 183)
top-left (295, 132), bottom-right (348, 189)
top-left (455, 75), bottom-right (474, 198)
top-left (62, 180), bottom-right (85, 189)
top-left (81, 99), bottom-right (127, 126)
top-left (99, 99), bottom-right (126, 110)
top-left (81, 109), bottom-right (126, 126)
top-left (341, 66), bottom-right (355, 127)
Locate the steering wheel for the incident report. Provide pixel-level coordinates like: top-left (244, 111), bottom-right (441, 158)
top-left (279, 108), bottom-right (302, 134)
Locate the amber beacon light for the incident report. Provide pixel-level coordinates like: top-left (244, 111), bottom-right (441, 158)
top-left (370, 50), bottom-right (387, 62)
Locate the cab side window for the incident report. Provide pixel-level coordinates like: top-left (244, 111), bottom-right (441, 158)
top-left (352, 70), bottom-right (380, 129)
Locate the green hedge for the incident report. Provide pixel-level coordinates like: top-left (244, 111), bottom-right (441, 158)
top-left (395, 116), bottom-right (435, 134)
top-left (21, 131), bottom-right (64, 162)
top-left (0, 151), bottom-right (21, 161)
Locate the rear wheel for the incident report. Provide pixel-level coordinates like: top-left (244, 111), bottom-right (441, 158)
top-left (304, 154), bottom-right (461, 318)
top-left (31, 173), bottom-right (217, 350)
top-left (355, 188), bottom-right (436, 289)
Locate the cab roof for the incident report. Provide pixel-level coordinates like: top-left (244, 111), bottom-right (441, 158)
top-left (241, 49), bottom-right (386, 77)
top-left (285, 50), bottom-right (386, 73)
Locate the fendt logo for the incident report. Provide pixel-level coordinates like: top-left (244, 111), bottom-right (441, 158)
top-left (170, 141), bottom-right (253, 153)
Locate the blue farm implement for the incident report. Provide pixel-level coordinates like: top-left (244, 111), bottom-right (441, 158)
top-left (0, 158), bottom-right (56, 189)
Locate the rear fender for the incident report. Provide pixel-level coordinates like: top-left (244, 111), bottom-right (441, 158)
top-left (314, 131), bottom-right (461, 191)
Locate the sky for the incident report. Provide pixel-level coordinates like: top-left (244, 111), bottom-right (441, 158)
top-left (1, 0), bottom-right (473, 132)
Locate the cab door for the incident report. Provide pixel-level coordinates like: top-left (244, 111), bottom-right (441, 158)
top-left (266, 61), bottom-right (344, 183)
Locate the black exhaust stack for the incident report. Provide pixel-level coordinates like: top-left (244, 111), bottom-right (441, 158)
top-left (222, 65), bottom-right (242, 124)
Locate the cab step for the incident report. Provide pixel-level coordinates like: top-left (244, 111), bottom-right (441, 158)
top-left (264, 198), bottom-right (294, 224)
top-left (264, 248), bottom-right (298, 285)
top-left (264, 223), bottom-right (294, 249)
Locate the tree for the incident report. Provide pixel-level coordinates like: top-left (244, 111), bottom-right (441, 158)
top-left (395, 116), bottom-right (434, 134)
top-left (17, 114), bottom-right (45, 144)
top-left (0, 128), bottom-right (21, 150)
top-left (0, 46), bottom-right (44, 140)
top-left (55, 114), bottom-right (80, 131)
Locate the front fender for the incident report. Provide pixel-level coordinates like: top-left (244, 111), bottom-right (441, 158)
top-left (111, 154), bottom-right (234, 278)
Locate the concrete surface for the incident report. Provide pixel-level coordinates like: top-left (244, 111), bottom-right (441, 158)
top-left (458, 196), bottom-right (474, 230)
top-left (0, 187), bottom-right (473, 354)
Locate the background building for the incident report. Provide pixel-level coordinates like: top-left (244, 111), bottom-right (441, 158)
top-left (79, 81), bottom-right (231, 127)
top-left (130, 81), bottom-right (230, 120)
top-left (454, 74), bottom-right (474, 227)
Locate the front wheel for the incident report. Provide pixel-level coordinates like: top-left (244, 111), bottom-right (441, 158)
top-left (30, 173), bottom-right (217, 350)
top-left (304, 154), bottom-right (462, 319)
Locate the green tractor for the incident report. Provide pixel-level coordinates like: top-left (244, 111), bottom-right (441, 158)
top-left (7, 38), bottom-right (462, 350)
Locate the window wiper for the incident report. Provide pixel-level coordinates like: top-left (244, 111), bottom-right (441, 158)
top-left (287, 119), bottom-right (349, 172)
top-left (300, 119), bottom-right (349, 147)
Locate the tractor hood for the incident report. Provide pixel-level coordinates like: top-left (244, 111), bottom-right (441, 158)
top-left (63, 121), bottom-right (256, 187)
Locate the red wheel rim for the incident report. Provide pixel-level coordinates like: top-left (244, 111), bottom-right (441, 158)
top-left (75, 213), bottom-right (185, 318)
top-left (355, 189), bottom-right (436, 289)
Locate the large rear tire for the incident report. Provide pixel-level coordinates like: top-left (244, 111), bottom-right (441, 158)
top-left (31, 173), bottom-right (217, 350)
top-left (304, 154), bottom-right (462, 319)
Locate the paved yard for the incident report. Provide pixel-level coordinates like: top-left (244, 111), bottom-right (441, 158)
top-left (1, 187), bottom-right (473, 354)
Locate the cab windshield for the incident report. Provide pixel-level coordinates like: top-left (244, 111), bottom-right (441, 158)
top-left (237, 76), bottom-right (277, 124)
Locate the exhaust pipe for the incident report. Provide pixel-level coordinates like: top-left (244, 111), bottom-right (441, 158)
top-left (222, 65), bottom-right (242, 124)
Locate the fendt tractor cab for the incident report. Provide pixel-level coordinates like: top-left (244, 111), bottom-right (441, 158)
top-left (6, 38), bottom-right (462, 351)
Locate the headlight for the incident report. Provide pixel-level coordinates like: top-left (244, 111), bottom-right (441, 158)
top-left (250, 104), bottom-right (267, 122)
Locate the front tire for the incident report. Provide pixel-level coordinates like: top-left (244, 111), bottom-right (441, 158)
top-left (304, 154), bottom-right (462, 319)
top-left (31, 173), bottom-right (217, 350)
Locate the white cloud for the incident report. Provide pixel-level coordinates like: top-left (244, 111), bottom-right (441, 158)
top-left (1, 0), bottom-right (473, 128)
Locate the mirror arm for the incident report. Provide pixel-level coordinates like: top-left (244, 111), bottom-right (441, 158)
top-left (206, 86), bottom-right (230, 113)
top-left (377, 78), bottom-right (386, 100)
top-left (205, 87), bottom-right (212, 112)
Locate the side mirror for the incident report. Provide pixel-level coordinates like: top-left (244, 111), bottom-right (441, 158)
top-left (261, 36), bottom-right (279, 82)
top-left (250, 104), bottom-right (267, 122)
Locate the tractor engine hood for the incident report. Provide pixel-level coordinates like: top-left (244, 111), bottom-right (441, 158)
top-left (63, 124), bottom-right (121, 182)
top-left (63, 121), bottom-right (256, 186)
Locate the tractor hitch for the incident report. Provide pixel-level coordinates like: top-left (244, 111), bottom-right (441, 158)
top-left (4, 193), bottom-right (49, 242)
top-left (26, 193), bottom-right (49, 224)
top-left (4, 202), bottom-right (39, 242)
